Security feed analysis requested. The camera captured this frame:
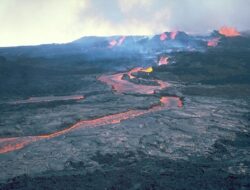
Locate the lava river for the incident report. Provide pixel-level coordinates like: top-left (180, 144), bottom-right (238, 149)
top-left (0, 68), bottom-right (182, 154)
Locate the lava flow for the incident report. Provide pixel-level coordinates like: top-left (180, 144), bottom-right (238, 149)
top-left (160, 32), bottom-right (168, 41)
top-left (99, 67), bottom-right (166, 94)
top-left (9, 95), bottom-right (84, 104)
top-left (0, 67), bottom-right (182, 154)
top-left (109, 36), bottom-right (126, 48)
top-left (141, 67), bottom-right (153, 73)
top-left (117, 36), bottom-right (126, 46)
top-left (207, 37), bottom-right (220, 47)
top-left (158, 56), bottom-right (169, 66)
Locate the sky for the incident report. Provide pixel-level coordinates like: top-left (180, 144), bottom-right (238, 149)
top-left (0, 0), bottom-right (249, 47)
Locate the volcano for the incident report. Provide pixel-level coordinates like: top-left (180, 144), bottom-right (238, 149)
top-left (0, 28), bottom-right (250, 190)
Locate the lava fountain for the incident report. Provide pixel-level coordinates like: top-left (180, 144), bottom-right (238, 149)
top-left (219, 27), bottom-right (240, 37)
top-left (160, 33), bottom-right (168, 41)
top-left (170, 31), bottom-right (178, 40)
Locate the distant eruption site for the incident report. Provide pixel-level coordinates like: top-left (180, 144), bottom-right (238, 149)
top-left (219, 26), bottom-right (240, 37)
top-left (107, 26), bottom-right (240, 49)
top-left (160, 31), bottom-right (178, 41)
top-left (0, 66), bottom-right (182, 154)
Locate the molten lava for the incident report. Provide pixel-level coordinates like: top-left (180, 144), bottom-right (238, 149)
top-left (10, 95), bottom-right (84, 104)
top-left (0, 95), bottom-right (182, 154)
top-left (160, 96), bottom-right (183, 108)
top-left (99, 69), bottom-right (165, 94)
top-left (141, 67), bottom-right (153, 73)
top-left (160, 33), bottom-right (168, 41)
top-left (0, 66), bottom-right (183, 154)
top-left (117, 36), bottom-right (126, 46)
top-left (109, 36), bottom-right (126, 48)
top-left (170, 31), bottom-right (178, 40)
top-left (207, 38), bottom-right (220, 47)
top-left (219, 27), bottom-right (240, 37)
top-left (158, 56), bottom-right (169, 66)
top-left (109, 40), bottom-right (117, 48)
top-left (127, 67), bottom-right (143, 79)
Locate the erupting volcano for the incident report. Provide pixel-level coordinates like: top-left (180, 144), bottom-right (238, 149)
top-left (1, 0), bottom-right (250, 187)
top-left (0, 24), bottom-right (249, 189)
top-left (0, 26), bottom-right (245, 154)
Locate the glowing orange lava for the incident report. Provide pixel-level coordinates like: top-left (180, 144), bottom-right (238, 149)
top-left (141, 67), bottom-right (153, 73)
top-left (127, 67), bottom-right (143, 79)
top-left (219, 27), bottom-right (240, 37)
top-left (160, 33), bottom-right (168, 41)
top-left (99, 73), bottom-right (163, 94)
top-left (99, 67), bottom-right (166, 95)
top-left (0, 95), bottom-right (182, 154)
top-left (158, 56), bottom-right (169, 66)
top-left (0, 67), bottom-right (182, 154)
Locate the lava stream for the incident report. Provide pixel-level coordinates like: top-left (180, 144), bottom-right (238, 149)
top-left (170, 31), bottom-right (178, 40)
top-left (98, 67), bottom-right (168, 94)
top-left (158, 57), bottom-right (169, 66)
top-left (9, 95), bottom-right (84, 105)
top-left (0, 96), bottom-right (181, 154)
top-left (0, 68), bottom-right (182, 154)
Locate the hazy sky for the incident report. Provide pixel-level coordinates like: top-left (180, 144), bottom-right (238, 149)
top-left (0, 0), bottom-right (249, 46)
